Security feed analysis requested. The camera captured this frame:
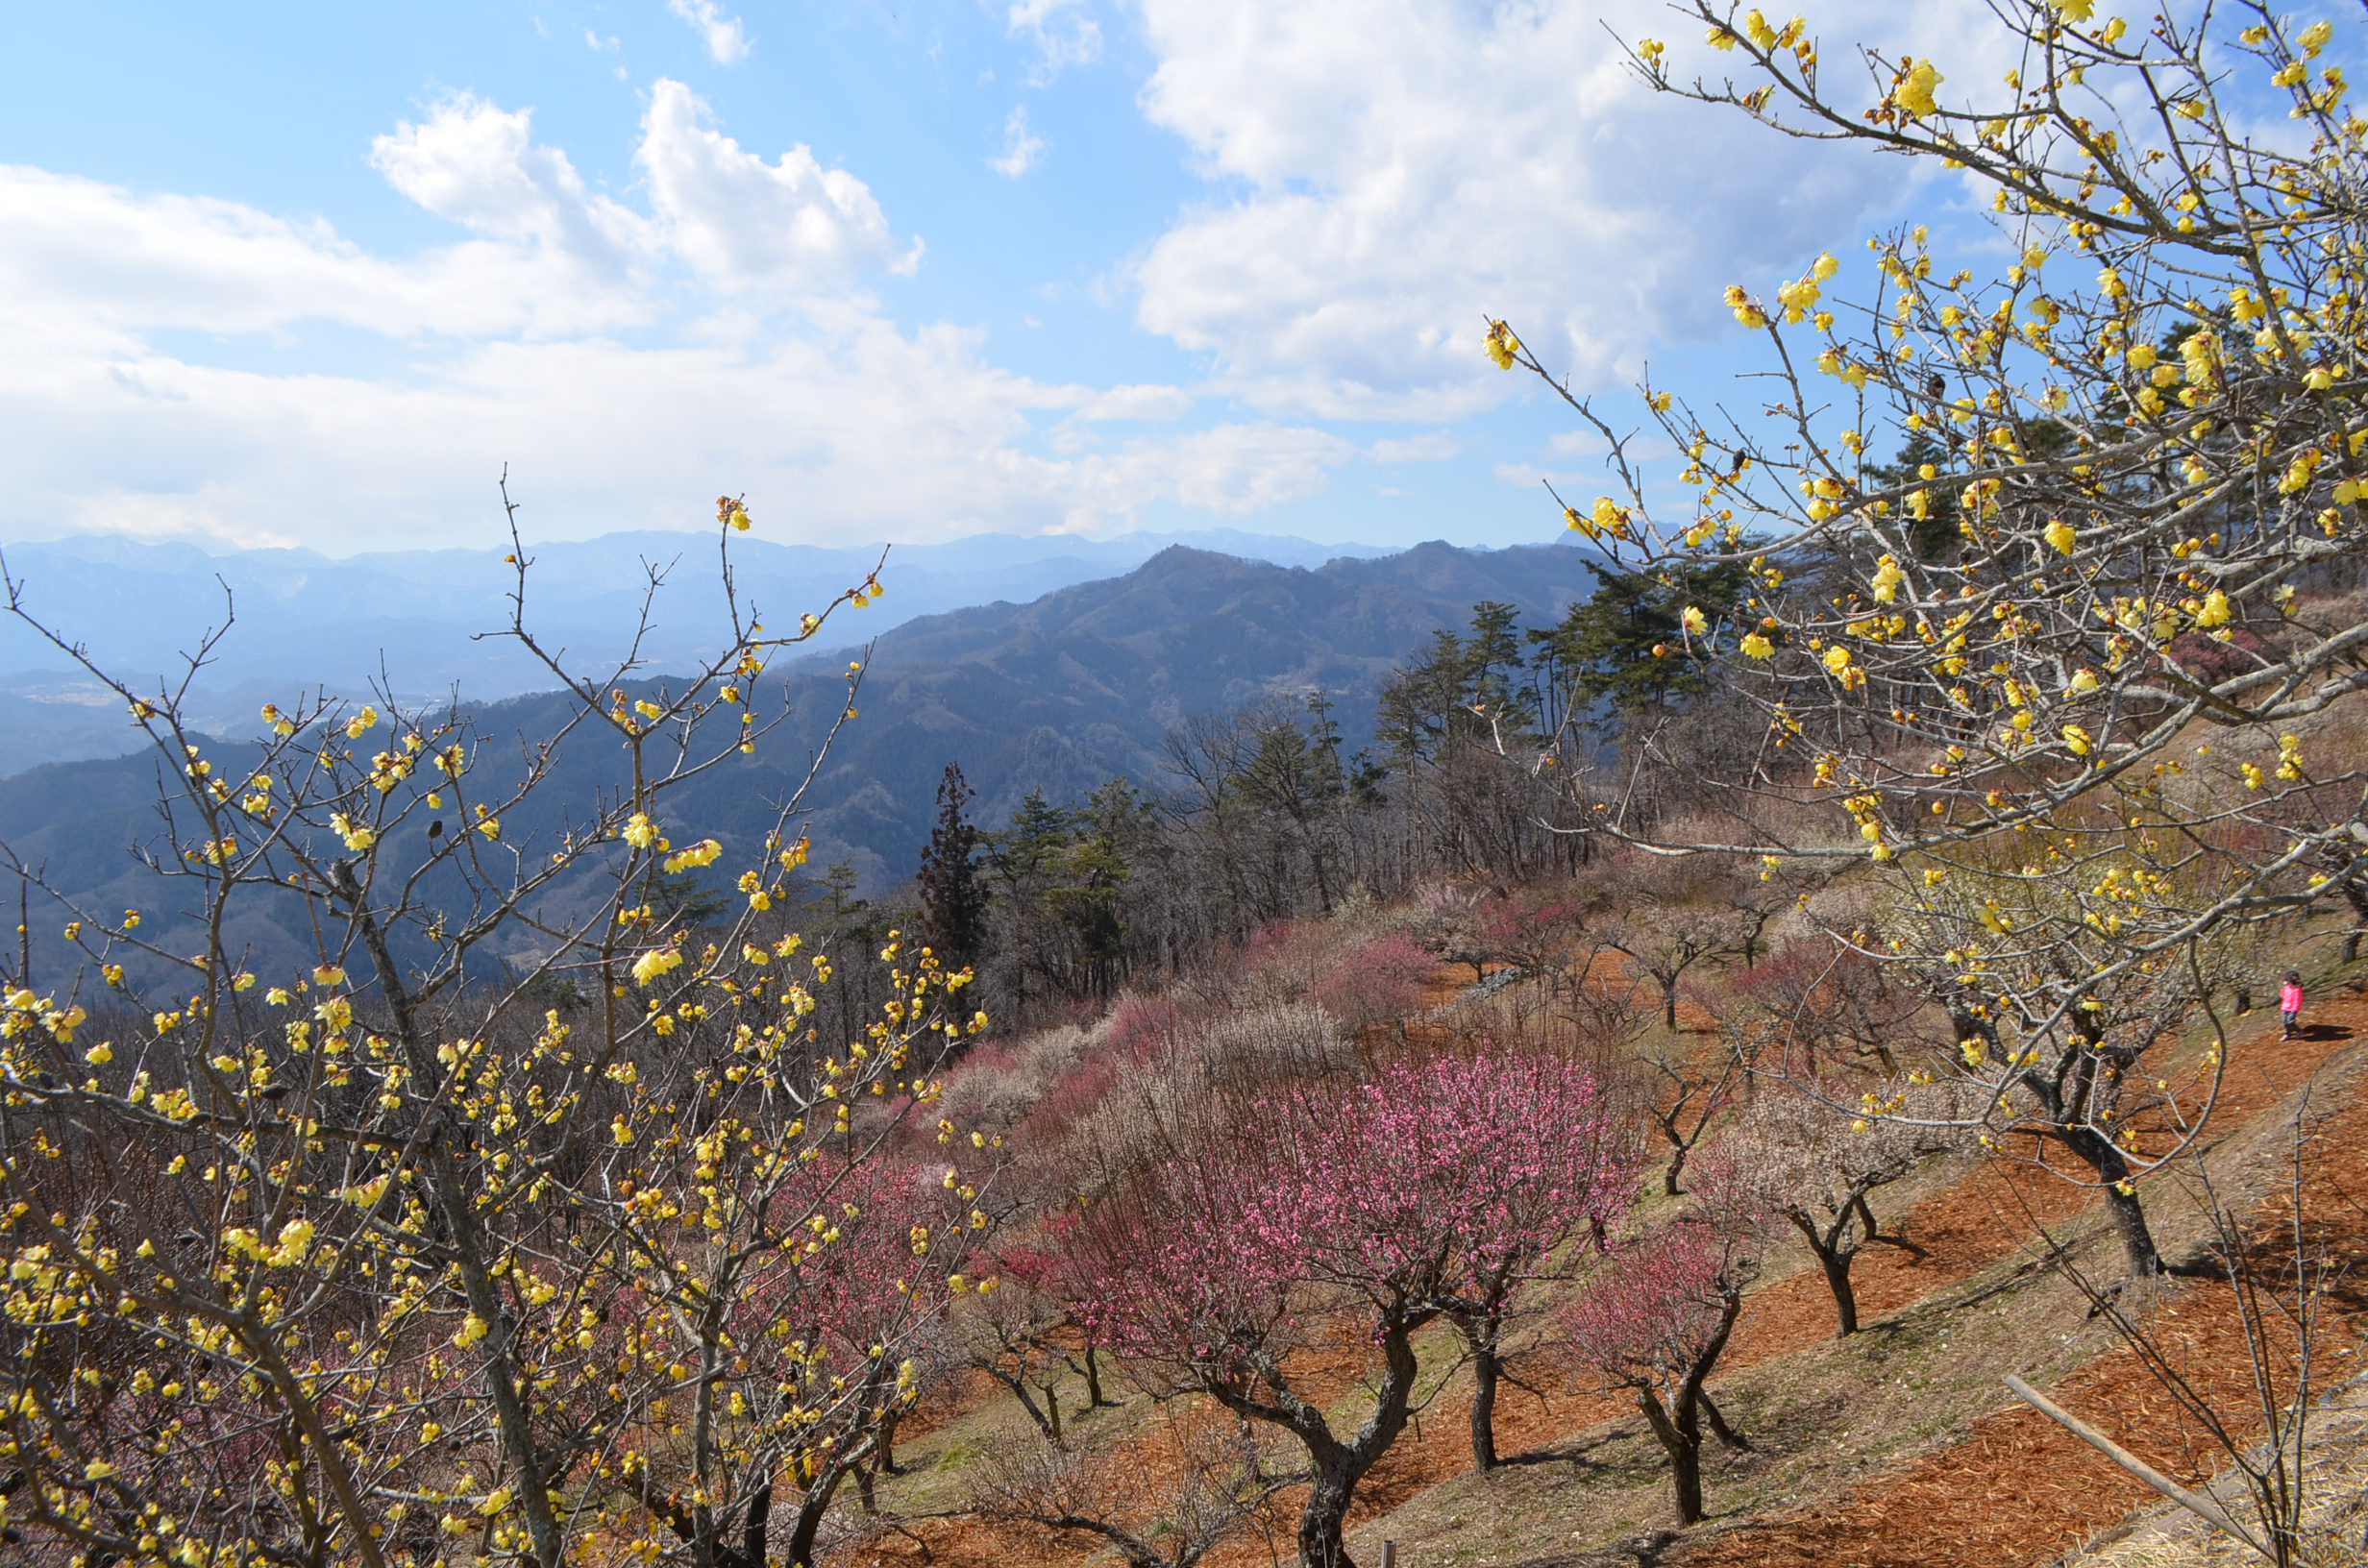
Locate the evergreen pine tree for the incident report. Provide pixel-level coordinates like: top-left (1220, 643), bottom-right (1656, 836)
top-left (1528, 555), bottom-right (1755, 727)
top-left (915, 763), bottom-right (987, 970)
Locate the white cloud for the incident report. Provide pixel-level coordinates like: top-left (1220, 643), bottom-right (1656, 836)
top-left (668, 0), bottom-right (751, 64)
top-left (1067, 383), bottom-right (1194, 422)
top-left (1368, 430), bottom-right (1460, 463)
top-left (0, 283), bottom-right (1344, 551)
top-left (1108, 423), bottom-right (1350, 517)
top-left (0, 90), bottom-right (1357, 553)
top-left (1006, 0), bottom-right (1101, 83)
top-left (372, 94), bottom-right (650, 269)
top-left (637, 80), bottom-right (918, 288)
top-left (991, 106), bottom-right (1047, 179)
top-left (0, 160), bottom-right (633, 342)
top-left (1127, 0), bottom-right (2013, 418)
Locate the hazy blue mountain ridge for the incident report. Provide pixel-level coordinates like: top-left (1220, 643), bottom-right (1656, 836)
top-left (0, 527), bottom-right (1398, 774)
top-left (0, 540), bottom-right (1596, 991)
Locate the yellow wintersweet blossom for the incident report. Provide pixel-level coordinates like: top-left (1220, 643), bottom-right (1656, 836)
top-left (631, 947), bottom-right (683, 987)
top-left (662, 838), bottom-right (724, 874)
top-left (1740, 632), bottom-right (1776, 658)
top-left (1871, 554), bottom-right (1906, 601)
top-left (267, 1219), bottom-right (314, 1266)
top-left (1485, 320), bottom-right (1521, 369)
top-left (623, 813), bottom-right (660, 849)
top-left (1682, 605), bottom-right (1709, 635)
top-left (1724, 285), bottom-right (1769, 329)
top-left (1897, 59), bottom-right (1943, 117)
top-left (2043, 520), bottom-right (2077, 554)
top-left (2180, 331), bottom-right (2221, 388)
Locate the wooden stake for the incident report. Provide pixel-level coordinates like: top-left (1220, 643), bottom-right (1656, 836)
top-left (2003, 1375), bottom-right (2276, 1564)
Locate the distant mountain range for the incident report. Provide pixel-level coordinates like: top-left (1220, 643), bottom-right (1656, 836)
top-left (745, 540), bottom-right (1600, 883)
top-left (0, 527), bottom-right (1398, 775)
top-left (0, 540), bottom-right (1597, 986)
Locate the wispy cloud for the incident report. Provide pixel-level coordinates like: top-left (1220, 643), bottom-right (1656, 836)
top-left (990, 107), bottom-right (1047, 179)
top-left (667, 0), bottom-right (750, 64)
top-left (1006, 0), bottom-right (1100, 83)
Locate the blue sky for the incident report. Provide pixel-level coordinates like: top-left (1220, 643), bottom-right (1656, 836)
top-left (0, 0), bottom-right (2013, 555)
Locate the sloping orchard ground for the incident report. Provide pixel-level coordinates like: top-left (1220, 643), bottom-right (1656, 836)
top-left (835, 979), bottom-right (2368, 1568)
top-left (1338, 989), bottom-right (2368, 1568)
top-left (1649, 992), bottom-right (2368, 1568)
top-left (2065, 1374), bottom-right (2368, 1568)
top-left (1321, 987), bottom-right (2368, 1567)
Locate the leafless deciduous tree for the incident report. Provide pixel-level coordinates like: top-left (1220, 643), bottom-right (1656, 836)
top-left (0, 492), bottom-right (999, 1568)
top-left (1492, 0), bottom-right (2368, 1275)
top-left (969, 1414), bottom-right (1301, 1568)
top-left (1709, 1078), bottom-right (1964, 1335)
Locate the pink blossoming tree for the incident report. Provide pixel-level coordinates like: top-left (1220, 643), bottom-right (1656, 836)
top-left (1065, 1050), bottom-right (1631, 1568)
top-left (1563, 1217), bottom-right (1757, 1526)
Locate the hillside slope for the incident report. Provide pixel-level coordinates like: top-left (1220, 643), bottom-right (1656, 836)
top-left (853, 952), bottom-right (2368, 1568)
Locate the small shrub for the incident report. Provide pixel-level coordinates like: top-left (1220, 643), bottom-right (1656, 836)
top-left (1312, 931), bottom-right (1435, 1028)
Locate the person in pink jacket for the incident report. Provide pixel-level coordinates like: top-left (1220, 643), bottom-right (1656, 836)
top-left (2282, 968), bottom-right (2306, 1040)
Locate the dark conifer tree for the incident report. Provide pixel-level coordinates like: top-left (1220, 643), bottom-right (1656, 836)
top-left (915, 763), bottom-right (987, 970)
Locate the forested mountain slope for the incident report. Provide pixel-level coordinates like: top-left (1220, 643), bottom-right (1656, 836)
top-left (0, 540), bottom-right (1594, 982)
top-left (0, 527), bottom-right (1397, 773)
